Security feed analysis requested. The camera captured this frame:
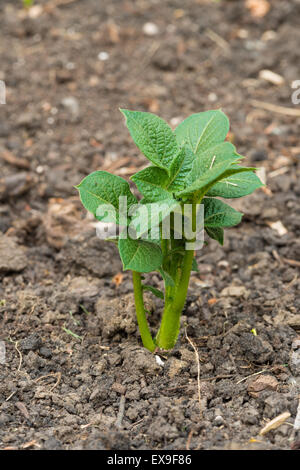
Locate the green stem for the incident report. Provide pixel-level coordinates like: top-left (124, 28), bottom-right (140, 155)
top-left (161, 238), bottom-right (168, 257)
top-left (155, 195), bottom-right (200, 350)
top-left (155, 249), bottom-right (194, 349)
top-left (132, 271), bottom-right (156, 352)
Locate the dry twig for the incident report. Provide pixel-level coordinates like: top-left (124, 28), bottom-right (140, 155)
top-left (250, 100), bottom-right (300, 117)
top-left (259, 411), bottom-right (291, 435)
top-left (185, 429), bottom-right (194, 451)
top-left (206, 29), bottom-right (231, 52)
top-left (115, 395), bottom-right (126, 429)
top-left (236, 368), bottom-right (274, 385)
top-left (34, 372), bottom-right (62, 392)
top-left (8, 337), bottom-right (23, 372)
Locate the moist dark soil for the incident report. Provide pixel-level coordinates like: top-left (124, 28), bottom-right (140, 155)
top-left (0, 0), bottom-right (300, 451)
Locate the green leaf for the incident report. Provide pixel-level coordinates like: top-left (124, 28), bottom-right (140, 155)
top-left (192, 257), bottom-right (199, 272)
top-left (177, 160), bottom-right (255, 198)
top-left (176, 159), bottom-right (236, 197)
top-left (205, 227), bottom-right (224, 245)
top-left (206, 170), bottom-right (264, 198)
top-left (121, 109), bottom-right (179, 174)
top-left (118, 236), bottom-right (163, 273)
top-left (158, 267), bottom-right (175, 287)
top-left (204, 198), bottom-right (243, 228)
top-left (142, 285), bottom-right (164, 300)
top-left (167, 146), bottom-right (194, 192)
top-left (129, 199), bottom-right (179, 239)
top-left (188, 142), bottom-right (239, 182)
top-left (105, 236), bottom-right (119, 245)
top-left (131, 166), bottom-right (171, 202)
top-left (174, 109), bottom-right (229, 156)
top-left (76, 171), bottom-right (137, 224)
top-left (132, 146), bottom-right (195, 198)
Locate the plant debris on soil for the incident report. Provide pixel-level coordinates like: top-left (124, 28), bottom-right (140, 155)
top-left (0, 0), bottom-right (300, 451)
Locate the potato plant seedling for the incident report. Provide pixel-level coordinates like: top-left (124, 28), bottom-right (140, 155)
top-left (76, 109), bottom-right (263, 351)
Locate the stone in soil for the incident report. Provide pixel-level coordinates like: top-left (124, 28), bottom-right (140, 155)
top-left (0, 234), bottom-right (27, 273)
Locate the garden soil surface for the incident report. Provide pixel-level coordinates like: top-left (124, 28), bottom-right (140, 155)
top-left (0, 0), bottom-right (300, 451)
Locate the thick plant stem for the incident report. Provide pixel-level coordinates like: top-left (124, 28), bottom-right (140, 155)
top-left (155, 248), bottom-right (194, 349)
top-left (132, 271), bottom-right (156, 352)
top-left (155, 196), bottom-right (199, 350)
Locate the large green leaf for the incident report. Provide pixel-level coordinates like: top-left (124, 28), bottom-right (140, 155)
top-left (131, 166), bottom-right (171, 202)
top-left (203, 198), bottom-right (243, 228)
top-left (118, 236), bottom-right (163, 273)
top-left (76, 171), bottom-right (137, 224)
top-left (206, 170), bottom-right (264, 198)
top-left (121, 109), bottom-right (179, 174)
top-left (174, 110), bottom-right (229, 156)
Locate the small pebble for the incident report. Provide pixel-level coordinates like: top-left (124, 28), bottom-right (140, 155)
top-left (98, 51), bottom-right (109, 61)
top-left (61, 97), bottom-right (80, 117)
top-left (143, 22), bottom-right (159, 36)
top-left (20, 334), bottom-right (42, 352)
top-left (155, 355), bottom-right (165, 367)
top-left (250, 149), bottom-right (268, 162)
top-left (208, 92), bottom-right (218, 102)
top-left (214, 415), bottom-right (224, 426)
top-left (39, 347), bottom-right (52, 359)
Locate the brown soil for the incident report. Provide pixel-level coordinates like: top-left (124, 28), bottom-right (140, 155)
top-left (0, 0), bottom-right (300, 450)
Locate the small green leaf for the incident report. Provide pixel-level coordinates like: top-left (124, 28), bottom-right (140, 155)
top-left (105, 235), bottom-right (119, 245)
top-left (192, 257), bottom-right (199, 272)
top-left (206, 170), bottom-right (264, 198)
top-left (176, 159), bottom-right (236, 197)
top-left (177, 160), bottom-right (255, 198)
top-left (205, 226), bottom-right (224, 245)
top-left (174, 109), bottom-right (229, 156)
top-left (118, 236), bottom-right (163, 273)
top-left (204, 198), bottom-right (243, 228)
top-left (142, 285), bottom-right (164, 299)
top-left (188, 142), bottom-right (239, 182)
top-left (77, 171), bottom-right (137, 224)
top-left (121, 109), bottom-right (179, 174)
top-left (167, 146), bottom-right (194, 192)
top-left (62, 325), bottom-right (83, 342)
top-left (158, 267), bottom-right (175, 287)
top-left (132, 146), bottom-right (195, 198)
top-left (131, 166), bottom-right (171, 202)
